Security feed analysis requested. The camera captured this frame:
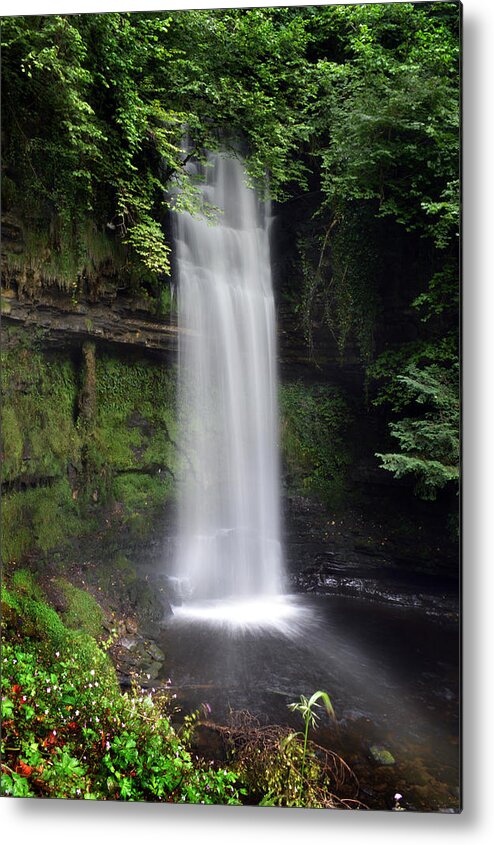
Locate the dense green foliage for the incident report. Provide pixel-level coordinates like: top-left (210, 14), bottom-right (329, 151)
top-left (1, 573), bottom-right (242, 802)
top-left (1, 9), bottom-right (316, 290)
top-left (1, 638), bottom-right (243, 802)
top-left (291, 3), bottom-right (460, 499)
top-left (375, 361), bottom-right (459, 499)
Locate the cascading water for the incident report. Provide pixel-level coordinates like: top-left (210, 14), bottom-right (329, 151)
top-left (172, 150), bottom-right (291, 625)
top-left (165, 160), bottom-right (458, 807)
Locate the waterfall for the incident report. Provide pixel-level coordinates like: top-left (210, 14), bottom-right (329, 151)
top-left (173, 151), bottom-right (283, 604)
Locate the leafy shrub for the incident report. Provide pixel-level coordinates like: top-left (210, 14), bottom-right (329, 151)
top-left (1, 570), bottom-right (243, 803)
top-left (1, 637), bottom-right (242, 803)
top-left (375, 362), bottom-right (459, 499)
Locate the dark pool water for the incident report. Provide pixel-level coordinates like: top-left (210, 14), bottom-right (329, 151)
top-left (157, 593), bottom-right (459, 812)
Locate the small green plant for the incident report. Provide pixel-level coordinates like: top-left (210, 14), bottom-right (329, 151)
top-left (220, 708), bottom-right (357, 809)
top-left (288, 690), bottom-right (336, 783)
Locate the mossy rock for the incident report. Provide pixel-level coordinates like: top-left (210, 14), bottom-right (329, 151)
top-left (113, 552), bottom-right (137, 584)
top-left (98, 552), bottom-right (137, 593)
top-left (1, 590), bottom-right (23, 633)
top-left (22, 597), bottom-right (68, 649)
top-left (127, 578), bottom-right (167, 622)
top-left (369, 745), bottom-right (396, 766)
top-left (2, 574), bottom-right (65, 644)
top-left (123, 510), bottom-right (158, 542)
top-left (11, 569), bottom-right (45, 602)
top-left (1, 480), bottom-right (85, 564)
top-left (53, 578), bottom-right (105, 640)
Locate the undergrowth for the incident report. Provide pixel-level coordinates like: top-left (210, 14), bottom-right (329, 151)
top-left (208, 709), bottom-right (362, 809)
top-left (1, 569), bottom-right (360, 808)
top-left (53, 578), bottom-right (106, 640)
top-left (1, 573), bottom-right (242, 803)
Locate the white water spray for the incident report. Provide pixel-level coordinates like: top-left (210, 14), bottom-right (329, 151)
top-left (173, 151), bottom-right (283, 613)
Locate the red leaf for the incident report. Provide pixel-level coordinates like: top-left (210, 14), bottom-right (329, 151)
top-left (16, 761), bottom-right (33, 777)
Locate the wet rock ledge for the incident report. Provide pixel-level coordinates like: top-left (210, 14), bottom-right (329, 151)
top-left (1, 286), bottom-right (181, 354)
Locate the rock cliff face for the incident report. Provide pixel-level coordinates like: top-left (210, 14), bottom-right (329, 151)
top-left (1, 213), bottom-right (180, 355)
top-left (1, 286), bottom-right (180, 355)
top-left (1, 212), bottom-right (457, 576)
top-left (1, 215), bottom-right (180, 567)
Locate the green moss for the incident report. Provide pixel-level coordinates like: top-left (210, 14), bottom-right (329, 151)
top-left (111, 552), bottom-right (137, 584)
top-left (94, 355), bottom-right (177, 474)
top-left (1, 330), bottom-right (178, 560)
top-left (142, 433), bottom-right (175, 468)
top-left (98, 552), bottom-right (137, 594)
top-left (1, 337), bottom-right (81, 484)
top-left (112, 472), bottom-right (173, 513)
top-left (127, 513), bottom-right (154, 541)
top-left (1, 331), bottom-right (178, 484)
top-left (34, 481), bottom-right (83, 552)
top-left (10, 569), bottom-right (45, 602)
top-left (111, 472), bottom-right (173, 541)
top-left (53, 578), bottom-right (105, 640)
top-left (78, 341), bottom-right (97, 425)
top-left (3, 580), bottom-right (67, 649)
top-left (0, 494), bottom-right (33, 562)
top-left (23, 597), bottom-right (69, 649)
top-left (3, 218), bottom-right (129, 295)
top-left (2, 577), bottom-right (117, 688)
top-left (279, 382), bottom-right (352, 508)
top-left (1, 479), bottom-right (85, 563)
top-left (1, 406), bottom-right (23, 477)
top-left (369, 745), bottom-right (396, 766)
